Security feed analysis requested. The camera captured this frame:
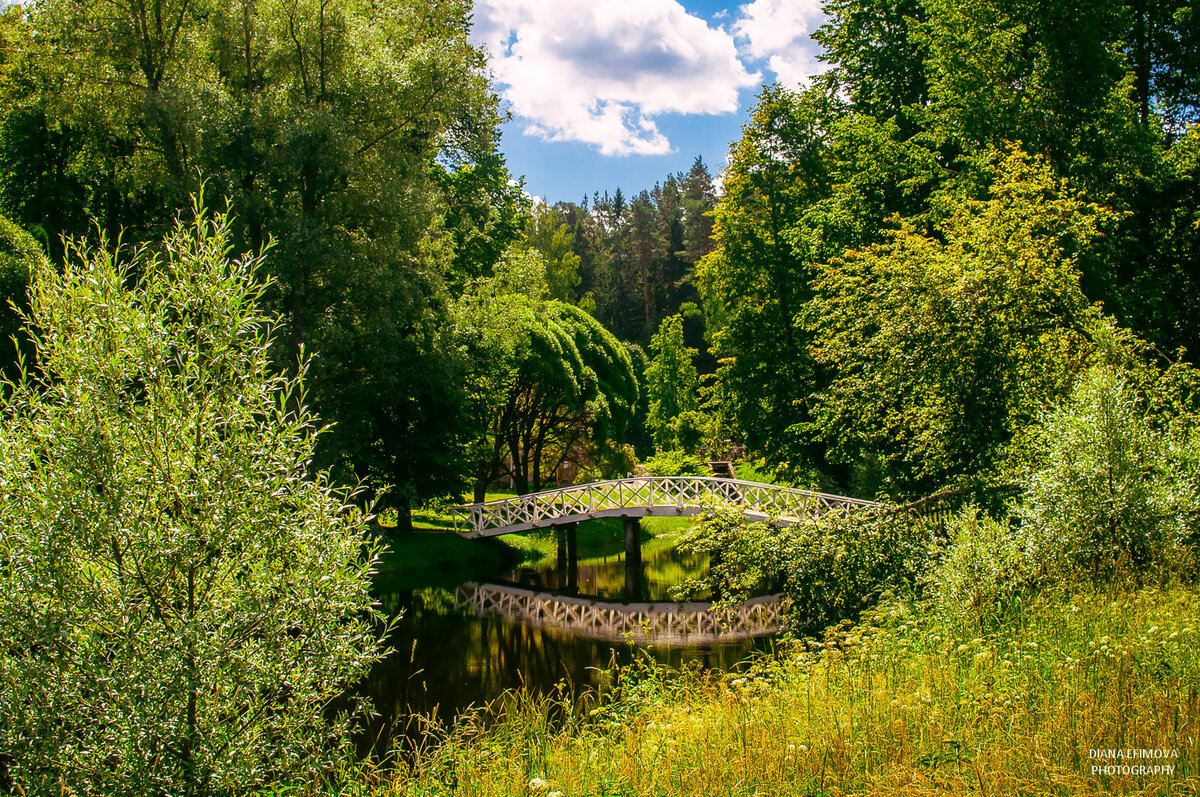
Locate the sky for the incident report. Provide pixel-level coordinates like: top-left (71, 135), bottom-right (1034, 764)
top-left (470, 0), bottom-right (829, 204)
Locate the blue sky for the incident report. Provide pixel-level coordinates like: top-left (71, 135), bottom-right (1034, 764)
top-left (471, 0), bottom-right (828, 204)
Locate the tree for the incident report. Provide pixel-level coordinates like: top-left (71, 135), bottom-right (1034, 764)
top-left (522, 202), bottom-right (582, 302)
top-left (0, 212), bottom-right (44, 381)
top-left (695, 84), bottom-right (833, 470)
top-left (0, 203), bottom-right (384, 795)
top-left (0, 0), bottom-right (518, 523)
top-left (644, 314), bottom-right (700, 448)
top-left (1023, 364), bottom-right (1199, 579)
top-left (455, 251), bottom-right (638, 498)
top-left (680, 156), bottom-right (718, 266)
top-left (809, 150), bottom-right (1107, 495)
top-left (816, 0), bottom-right (930, 132)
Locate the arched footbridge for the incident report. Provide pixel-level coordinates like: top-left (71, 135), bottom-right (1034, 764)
top-left (452, 476), bottom-right (878, 538)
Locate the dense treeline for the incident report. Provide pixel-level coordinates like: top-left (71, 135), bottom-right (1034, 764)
top-left (0, 0), bottom-right (532, 528)
top-left (0, 0), bottom-right (726, 523)
top-left (2, 0), bottom-right (1199, 514)
top-left (521, 157), bottom-right (720, 358)
top-left (694, 0), bottom-right (1200, 498)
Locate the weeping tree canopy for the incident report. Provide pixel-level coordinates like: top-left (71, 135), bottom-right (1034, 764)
top-left (456, 249), bottom-right (639, 500)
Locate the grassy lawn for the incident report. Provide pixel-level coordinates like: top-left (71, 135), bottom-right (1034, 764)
top-left (374, 487), bottom-right (695, 591)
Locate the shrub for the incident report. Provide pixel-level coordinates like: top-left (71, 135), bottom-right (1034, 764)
top-left (678, 502), bottom-right (938, 632)
top-left (1022, 364), bottom-right (1198, 581)
top-left (0, 203), bottom-right (385, 795)
top-left (642, 449), bottom-right (709, 477)
top-left (926, 505), bottom-right (1030, 629)
top-left (670, 409), bottom-right (709, 454)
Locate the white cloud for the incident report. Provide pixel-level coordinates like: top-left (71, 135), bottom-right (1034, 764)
top-left (733, 0), bottom-right (828, 89)
top-left (473, 0), bottom-right (759, 156)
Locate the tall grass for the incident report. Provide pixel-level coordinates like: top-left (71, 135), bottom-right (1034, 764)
top-left (373, 580), bottom-right (1198, 796)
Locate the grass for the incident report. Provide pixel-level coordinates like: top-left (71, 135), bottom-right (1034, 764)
top-left (374, 488), bottom-right (694, 592)
top-left (357, 579), bottom-right (1199, 796)
top-left (498, 516), bottom-right (694, 569)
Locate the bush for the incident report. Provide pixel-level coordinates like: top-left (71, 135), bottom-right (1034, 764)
top-left (926, 505), bottom-right (1030, 628)
top-left (643, 449), bottom-right (709, 477)
top-left (670, 409), bottom-right (709, 454)
top-left (678, 502), bottom-right (939, 632)
top-left (1022, 364), bottom-right (1198, 581)
top-left (0, 203), bottom-right (385, 795)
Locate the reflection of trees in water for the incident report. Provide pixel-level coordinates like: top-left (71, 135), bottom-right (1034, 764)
top-left (513, 541), bottom-right (712, 601)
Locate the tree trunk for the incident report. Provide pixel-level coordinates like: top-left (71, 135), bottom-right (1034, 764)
top-left (394, 501), bottom-right (413, 534)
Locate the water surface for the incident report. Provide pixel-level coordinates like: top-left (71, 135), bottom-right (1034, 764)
top-left (358, 525), bottom-right (780, 756)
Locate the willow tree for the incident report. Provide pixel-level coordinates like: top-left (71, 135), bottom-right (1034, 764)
top-left (457, 250), bottom-right (638, 499)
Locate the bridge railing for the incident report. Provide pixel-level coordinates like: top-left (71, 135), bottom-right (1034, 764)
top-left (452, 476), bottom-right (878, 537)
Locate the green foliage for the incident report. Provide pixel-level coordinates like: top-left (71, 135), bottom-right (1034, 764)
top-left (925, 505), bottom-right (1030, 630)
top-left (0, 203), bottom-right (384, 795)
top-left (593, 441), bottom-right (639, 481)
top-left (696, 85), bottom-right (831, 464)
top-left (568, 161), bottom-right (718, 347)
top-left (521, 203), bottom-right (582, 302)
top-left (670, 409), bottom-right (709, 455)
top-left (455, 251), bottom-right (638, 497)
top-left (811, 149), bottom-right (1106, 495)
top-left (644, 314), bottom-right (700, 448)
top-left (678, 503), bottom-right (938, 632)
top-left (1022, 364), bottom-right (1200, 580)
top-left (642, 450), bottom-right (708, 478)
top-left (0, 0), bottom-right (519, 525)
top-left (0, 212), bottom-right (43, 380)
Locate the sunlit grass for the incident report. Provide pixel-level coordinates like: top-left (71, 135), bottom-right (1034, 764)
top-left (366, 580), bottom-right (1199, 796)
top-left (376, 501), bottom-right (694, 591)
top-left (501, 516), bottom-right (694, 569)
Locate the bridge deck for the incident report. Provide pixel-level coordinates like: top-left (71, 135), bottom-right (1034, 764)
top-left (453, 476), bottom-right (877, 537)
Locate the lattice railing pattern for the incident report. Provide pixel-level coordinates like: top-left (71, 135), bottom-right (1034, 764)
top-left (453, 476), bottom-right (877, 537)
top-left (456, 583), bottom-right (785, 645)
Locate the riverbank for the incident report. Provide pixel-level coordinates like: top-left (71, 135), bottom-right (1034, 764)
top-left (363, 579), bottom-right (1198, 796)
top-left (374, 511), bottom-right (694, 592)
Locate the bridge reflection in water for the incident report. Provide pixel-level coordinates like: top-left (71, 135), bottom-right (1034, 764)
top-left (456, 583), bottom-right (786, 645)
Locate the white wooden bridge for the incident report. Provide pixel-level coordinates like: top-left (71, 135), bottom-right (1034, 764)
top-left (452, 476), bottom-right (877, 537)
top-left (456, 583), bottom-right (786, 645)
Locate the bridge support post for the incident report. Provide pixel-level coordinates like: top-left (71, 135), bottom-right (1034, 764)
top-left (556, 525), bottom-right (568, 588)
top-left (566, 523), bottom-right (578, 590)
top-left (623, 515), bottom-right (642, 601)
